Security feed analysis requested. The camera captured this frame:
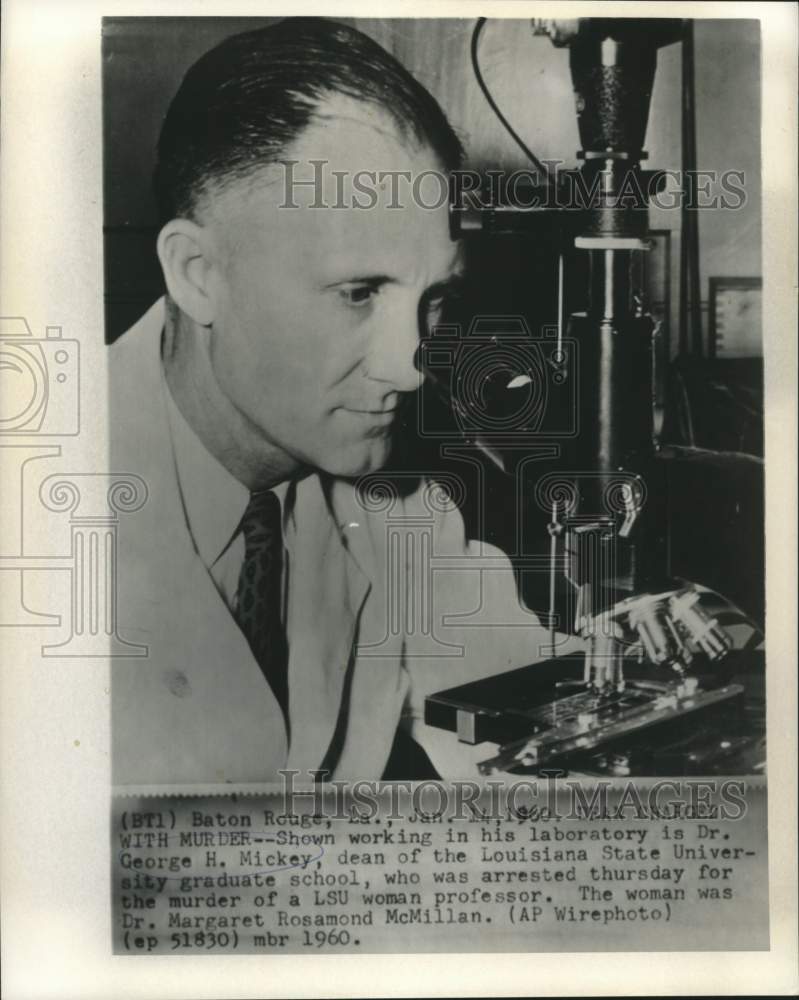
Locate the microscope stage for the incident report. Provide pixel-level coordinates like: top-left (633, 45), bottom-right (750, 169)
top-left (424, 652), bottom-right (764, 776)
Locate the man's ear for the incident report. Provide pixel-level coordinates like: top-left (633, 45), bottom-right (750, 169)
top-left (156, 219), bottom-right (218, 327)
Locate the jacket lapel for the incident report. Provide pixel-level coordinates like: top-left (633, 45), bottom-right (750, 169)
top-left (313, 479), bottom-right (409, 780)
top-left (284, 476), bottom-right (371, 773)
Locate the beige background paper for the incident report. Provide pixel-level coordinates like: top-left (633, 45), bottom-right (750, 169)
top-left (1, 1), bottom-right (796, 996)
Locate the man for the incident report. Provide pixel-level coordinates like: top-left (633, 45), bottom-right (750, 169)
top-left (110, 17), bottom-right (554, 786)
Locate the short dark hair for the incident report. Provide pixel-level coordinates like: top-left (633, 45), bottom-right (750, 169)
top-left (154, 17), bottom-right (464, 223)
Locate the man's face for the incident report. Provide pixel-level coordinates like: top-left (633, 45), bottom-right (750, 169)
top-left (202, 96), bottom-right (462, 480)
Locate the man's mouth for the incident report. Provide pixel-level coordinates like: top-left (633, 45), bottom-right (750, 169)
top-left (345, 407), bottom-right (399, 417)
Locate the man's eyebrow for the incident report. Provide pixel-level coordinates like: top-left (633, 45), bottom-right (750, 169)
top-left (322, 270), bottom-right (465, 290)
top-left (323, 274), bottom-right (397, 288)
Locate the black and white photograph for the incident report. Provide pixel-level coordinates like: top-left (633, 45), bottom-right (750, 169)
top-left (105, 15), bottom-right (766, 786)
top-left (0, 1), bottom-right (796, 996)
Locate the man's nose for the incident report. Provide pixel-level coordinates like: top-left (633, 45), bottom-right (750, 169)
top-left (365, 299), bottom-right (425, 393)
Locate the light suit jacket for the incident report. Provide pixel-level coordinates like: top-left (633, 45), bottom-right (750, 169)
top-left (110, 300), bottom-right (557, 787)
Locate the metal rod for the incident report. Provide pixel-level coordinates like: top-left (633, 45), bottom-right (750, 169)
top-left (680, 20), bottom-right (702, 355)
top-left (548, 501), bottom-right (558, 652)
top-left (557, 252), bottom-right (565, 359)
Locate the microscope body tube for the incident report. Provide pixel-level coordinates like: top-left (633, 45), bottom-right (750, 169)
top-left (566, 268), bottom-right (668, 598)
top-left (556, 19), bottom-right (679, 603)
top-left (587, 249), bottom-right (653, 468)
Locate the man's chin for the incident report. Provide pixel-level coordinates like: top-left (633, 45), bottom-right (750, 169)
top-left (315, 440), bottom-right (392, 480)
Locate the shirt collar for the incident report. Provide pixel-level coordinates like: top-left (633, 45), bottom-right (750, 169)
top-left (161, 359), bottom-right (290, 569)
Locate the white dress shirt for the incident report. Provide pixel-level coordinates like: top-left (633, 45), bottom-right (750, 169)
top-left (162, 368), bottom-right (291, 617)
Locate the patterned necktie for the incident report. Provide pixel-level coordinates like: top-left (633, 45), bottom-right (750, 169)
top-left (234, 490), bottom-right (289, 719)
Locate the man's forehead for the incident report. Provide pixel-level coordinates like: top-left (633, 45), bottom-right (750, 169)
top-left (293, 92), bottom-right (423, 165)
top-left (210, 94), bottom-right (458, 281)
top-left (273, 199), bottom-right (460, 285)
top-left (282, 100), bottom-right (445, 206)
top-left (300, 91), bottom-right (414, 159)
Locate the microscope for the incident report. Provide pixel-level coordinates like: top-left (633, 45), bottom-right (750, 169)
top-left (423, 19), bottom-right (765, 776)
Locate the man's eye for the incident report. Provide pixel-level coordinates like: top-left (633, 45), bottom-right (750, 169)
top-left (339, 285), bottom-right (378, 308)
